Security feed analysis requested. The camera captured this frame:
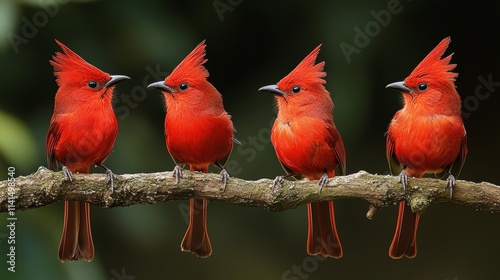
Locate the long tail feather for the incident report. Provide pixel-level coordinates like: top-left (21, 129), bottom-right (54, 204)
top-left (389, 201), bottom-right (419, 259)
top-left (307, 201), bottom-right (342, 258)
top-left (181, 165), bottom-right (212, 257)
top-left (181, 198), bottom-right (212, 257)
top-left (58, 201), bottom-right (94, 261)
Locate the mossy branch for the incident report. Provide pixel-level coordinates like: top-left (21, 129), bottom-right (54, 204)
top-left (1, 167), bottom-right (499, 218)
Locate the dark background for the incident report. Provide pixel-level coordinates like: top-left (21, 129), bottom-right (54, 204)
top-left (1, 0), bottom-right (500, 279)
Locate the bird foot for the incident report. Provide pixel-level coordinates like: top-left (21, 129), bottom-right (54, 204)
top-left (173, 165), bottom-right (184, 184)
top-left (272, 176), bottom-right (285, 193)
top-left (96, 164), bottom-right (115, 193)
top-left (220, 169), bottom-right (229, 192)
top-left (105, 169), bottom-right (115, 193)
top-left (446, 174), bottom-right (456, 199)
top-left (62, 165), bottom-right (73, 182)
top-left (399, 169), bottom-right (409, 190)
top-left (318, 173), bottom-right (329, 193)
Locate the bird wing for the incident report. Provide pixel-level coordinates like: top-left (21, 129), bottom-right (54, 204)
top-left (443, 130), bottom-right (468, 178)
top-left (217, 122), bottom-right (239, 168)
top-left (386, 130), bottom-right (402, 176)
top-left (46, 116), bottom-right (62, 171)
top-left (215, 140), bottom-right (234, 168)
top-left (327, 124), bottom-right (346, 176)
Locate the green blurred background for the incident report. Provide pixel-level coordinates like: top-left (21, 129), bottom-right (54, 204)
top-left (1, 0), bottom-right (500, 279)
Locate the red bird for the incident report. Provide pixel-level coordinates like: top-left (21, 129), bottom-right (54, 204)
top-left (148, 40), bottom-right (235, 258)
top-left (46, 40), bottom-right (129, 261)
top-left (385, 37), bottom-right (467, 259)
top-left (259, 45), bottom-right (346, 258)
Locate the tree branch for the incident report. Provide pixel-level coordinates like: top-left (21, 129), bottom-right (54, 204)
top-left (1, 167), bottom-right (500, 217)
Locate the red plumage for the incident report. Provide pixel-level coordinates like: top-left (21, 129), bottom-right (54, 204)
top-left (386, 37), bottom-right (467, 259)
top-left (46, 40), bottom-right (129, 261)
top-left (260, 45), bottom-right (346, 258)
top-left (148, 40), bottom-right (234, 258)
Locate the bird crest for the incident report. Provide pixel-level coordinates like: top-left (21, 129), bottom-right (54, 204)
top-left (406, 37), bottom-right (457, 84)
top-left (166, 40), bottom-right (209, 85)
top-left (278, 44), bottom-right (326, 90)
top-left (50, 40), bottom-right (109, 86)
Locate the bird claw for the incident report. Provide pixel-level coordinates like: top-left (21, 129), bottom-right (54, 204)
top-left (62, 165), bottom-right (73, 182)
top-left (95, 164), bottom-right (115, 193)
top-left (319, 173), bottom-right (329, 193)
top-left (399, 169), bottom-right (409, 191)
top-left (105, 169), bottom-right (115, 193)
top-left (220, 169), bottom-right (229, 192)
top-left (173, 165), bottom-right (184, 184)
top-left (446, 174), bottom-right (456, 199)
top-left (272, 176), bottom-right (284, 193)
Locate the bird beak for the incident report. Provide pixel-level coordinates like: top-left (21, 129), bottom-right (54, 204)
top-left (258, 84), bottom-right (285, 96)
top-left (147, 81), bottom-right (175, 93)
top-left (386, 81), bottom-right (411, 93)
top-left (105, 75), bottom-right (130, 88)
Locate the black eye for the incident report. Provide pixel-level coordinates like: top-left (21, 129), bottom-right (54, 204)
top-left (418, 83), bottom-right (428, 91)
top-left (179, 82), bottom-right (189, 91)
top-left (88, 80), bottom-right (98, 89)
top-left (292, 86), bottom-right (301, 93)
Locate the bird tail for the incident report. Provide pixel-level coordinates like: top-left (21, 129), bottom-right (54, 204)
top-left (307, 201), bottom-right (342, 258)
top-left (181, 166), bottom-right (212, 257)
top-left (58, 201), bottom-right (94, 261)
top-left (389, 200), bottom-right (420, 259)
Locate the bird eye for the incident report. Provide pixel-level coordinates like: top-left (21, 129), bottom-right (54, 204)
top-left (88, 80), bottom-right (98, 89)
top-left (418, 83), bottom-right (428, 91)
top-left (179, 82), bottom-right (189, 91)
top-left (292, 86), bottom-right (301, 93)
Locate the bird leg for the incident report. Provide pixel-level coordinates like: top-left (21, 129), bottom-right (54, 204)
top-left (399, 169), bottom-right (409, 190)
top-left (215, 162), bottom-right (229, 192)
top-left (318, 173), bottom-right (329, 193)
top-left (220, 169), bottom-right (229, 192)
top-left (173, 164), bottom-right (184, 184)
top-left (446, 174), bottom-right (456, 199)
top-left (271, 173), bottom-right (299, 193)
top-left (61, 165), bottom-right (74, 182)
top-left (96, 163), bottom-right (114, 193)
top-left (272, 176), bottom-right (285, 193)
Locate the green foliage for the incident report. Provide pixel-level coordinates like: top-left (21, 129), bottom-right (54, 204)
top-left (0, 110), bottom-right (37, 171)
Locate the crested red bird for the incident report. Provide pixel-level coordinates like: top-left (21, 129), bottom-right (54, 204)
top-left (385, 37), bottom-right (467, 259)
top-left (259, 45), bottom-right (346, 258)
top-left (148, 40), bottom-right (235, 258)
top-left (46, 40), bottom-right (129, 261)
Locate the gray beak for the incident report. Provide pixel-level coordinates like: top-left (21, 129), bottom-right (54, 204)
top-left (386, 81), bottom-right (411, 93)
top-left (105, 75), bottom-right (130, 87)
top-left (258, 84), bottom-right (285, 96)
top-left (147, 81), bottom-right (175, 93)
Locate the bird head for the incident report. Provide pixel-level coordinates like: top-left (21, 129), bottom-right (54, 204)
top-left (386, 37), bottom-right (460, 116)
top-left (147, 40), bottom-right (222, 110)
top-left (50, 40), bottom-right (129, 103)
top-left (259, 44), bottom-right (333, 115)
